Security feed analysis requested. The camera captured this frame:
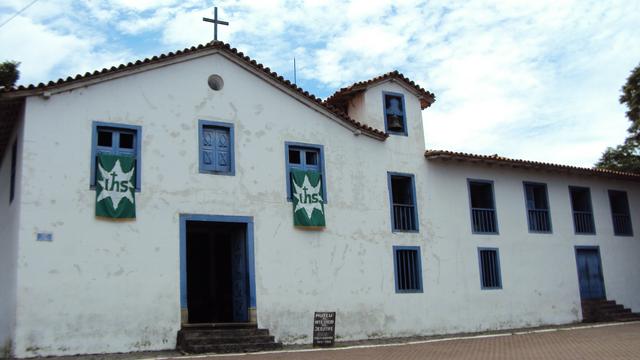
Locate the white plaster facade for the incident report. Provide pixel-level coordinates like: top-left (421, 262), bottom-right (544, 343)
top-left (0, 45), bottom-right (639, 357)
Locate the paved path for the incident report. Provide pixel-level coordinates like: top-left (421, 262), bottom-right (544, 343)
top-left (169, 322), bottom-right (640, 360)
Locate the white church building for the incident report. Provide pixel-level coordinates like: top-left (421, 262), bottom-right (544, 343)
top-left (1, 41), bottom-right (639, 357)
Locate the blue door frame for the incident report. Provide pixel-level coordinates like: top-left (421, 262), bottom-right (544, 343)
top-left (574, 246), bottom-right (606, 300)
top-left (179, 214), bottom-right (257, 319)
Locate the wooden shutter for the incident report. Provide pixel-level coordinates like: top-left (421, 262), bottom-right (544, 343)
top-left (214, 128), bottom-right (230, 172)
top-left (201, 126), bottom-right (231, 173)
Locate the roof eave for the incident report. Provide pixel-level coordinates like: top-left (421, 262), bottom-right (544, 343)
top-left (1, 41), bottom-right (388, 141)
top-left (425, 150), bottom-right (640, 182)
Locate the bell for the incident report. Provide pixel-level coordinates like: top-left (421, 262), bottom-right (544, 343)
top-left (386, 98), bottom-right (404, 130)
top-left (387, 115), bottom-right (404, 131)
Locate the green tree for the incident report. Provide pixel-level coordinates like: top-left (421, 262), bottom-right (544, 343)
top-left (596, 62), bottom-right (640, 173)
top-left (0, 60), bottom-right (20, 88)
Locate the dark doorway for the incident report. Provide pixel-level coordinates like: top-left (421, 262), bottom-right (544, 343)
top-left (186, 221), bottom-right (249, 323)
top-left (575, 247), bottom-right (606, 300)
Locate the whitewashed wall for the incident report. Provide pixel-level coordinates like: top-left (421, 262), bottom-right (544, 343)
top-left (12, 53), bottom-right (427, 357)
top-left (0, 118), bottom-right (22, 357)
top-left (422, 161), bottom-right (640, 333)
top-left (9, 50), bottom-right (640, 358)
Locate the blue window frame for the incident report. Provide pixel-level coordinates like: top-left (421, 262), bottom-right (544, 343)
top-left (569, 186), bottom-right (595, 235)
top-left (387, 172), bottom-right (419, 232)
top-left (198, 120), bottom-right (235, 175)
top-left (90, 121), bottom-right (142, 191)
top-left (383, 91), bottom-right (407, 136)
top-left (523, 182), bottom-right (552, 233)
top-left (393, 246), bottom-right (423, 293)
top-left (478, 248), bottom-right (502, 290)
top-left (468, 179), bottom-right (498, 234)
top-left (284, 142), bottom-right (327, 202)
top-left (9, 140), bottom-right (17, 204)
top-left (608, 190), bottom-right (633, 236)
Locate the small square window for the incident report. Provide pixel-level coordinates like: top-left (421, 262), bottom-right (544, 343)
top-left (306, 151), bottom-right (318, 166)
top-left (119, 133), bottom-right (134, 149)
top-left (289, 149), bottom-right (301, 164)
top-left (393, 246), bottom-right (423, 293)
top-left (97, 130), bottom-right (112, 147)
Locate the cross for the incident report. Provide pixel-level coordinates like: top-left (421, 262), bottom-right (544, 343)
top-left (202, 7), bottom-right (229, 41)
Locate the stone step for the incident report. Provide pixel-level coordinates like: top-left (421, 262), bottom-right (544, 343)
top-left (182, 335), bottom-right (276, 346)
top-left (596, 304), bottom-right (625, 312)
top-left (603, 308), bottom-right (631, 315)
top-left (582, 299), bottom-right (615, 304)
top-left (178, 324), bottom-right (282, 355)
top-left (182, 322), bottom-right (257, 330)
top-left (184, 341), bottom-right (283, 354)
top-left (581, 299), bottom-right (638, 323)
top-left (180, 328), bottom-right (270, 338)
top-left (615, 313), bottom-right (640, 322)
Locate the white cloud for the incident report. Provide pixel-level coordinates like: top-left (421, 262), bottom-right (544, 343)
top-left (1, 0), bottom-right (639, 167)
top-left (0, 16), bottom-right (124, 84)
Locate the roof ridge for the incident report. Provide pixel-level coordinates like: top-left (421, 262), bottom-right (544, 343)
top-left (325, 70), bottom-right (435, 110)
top-left (0, 41), bottom-right (388, 140)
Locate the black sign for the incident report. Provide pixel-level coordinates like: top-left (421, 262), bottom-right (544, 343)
top-left (313, 312), bottom-right (336, 347)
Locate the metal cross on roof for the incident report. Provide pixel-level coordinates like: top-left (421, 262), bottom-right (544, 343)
top-left (202, 7), bottom-right (229, 41)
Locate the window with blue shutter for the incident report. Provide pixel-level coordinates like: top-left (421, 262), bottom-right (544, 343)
top-left (284, 142), bottom-right (326, 202)
top-left (199, 120), bottom-right (235, 175)
top-left (393, 246), bottom-right (423, 293)
top-left (90, 122), bottom-right (142, 191)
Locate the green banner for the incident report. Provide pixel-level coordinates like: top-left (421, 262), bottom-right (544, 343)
top-left (291, 169), bottom-right (325, 227)
top-left (95, 154), bottom-right (136, 219)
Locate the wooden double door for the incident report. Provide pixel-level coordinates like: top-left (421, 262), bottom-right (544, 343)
top-left (575, 247), bottom-right (606, 300)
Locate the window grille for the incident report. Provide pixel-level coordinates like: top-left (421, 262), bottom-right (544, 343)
top-left (478, 248), bottom-right (502, 289)
top-left (393, 246), bottom-right (423, 293)
top-left (609, 190), bottom-right (633, 236)
top-left (468, 180), bottom-right (498, 234)
top-left (524, 182), bottom-right (552, 233)
top-left (388, 174), bottom-right (418, 232)
top-left (569, 186), bottom-right (595, 234)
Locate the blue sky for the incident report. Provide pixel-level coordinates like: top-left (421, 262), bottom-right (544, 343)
top-left (1, 0), bottom-right (639, 167)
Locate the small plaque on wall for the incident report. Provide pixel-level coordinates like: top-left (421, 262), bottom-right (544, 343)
top-left (313, 312), bottom-right (336, 347)
top-left (36, 232), bottom-right (53, 242)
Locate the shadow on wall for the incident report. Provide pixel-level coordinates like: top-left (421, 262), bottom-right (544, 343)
top-left (2, 338), bottom-right (12, 359)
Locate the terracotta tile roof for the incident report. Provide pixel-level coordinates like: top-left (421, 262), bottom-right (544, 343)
top-left (325, 70), bottom-right (436, 111)
top-left (0, 41), bottom-right (388, 140)
top-left (425, 150), bottom-right (640, 181)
